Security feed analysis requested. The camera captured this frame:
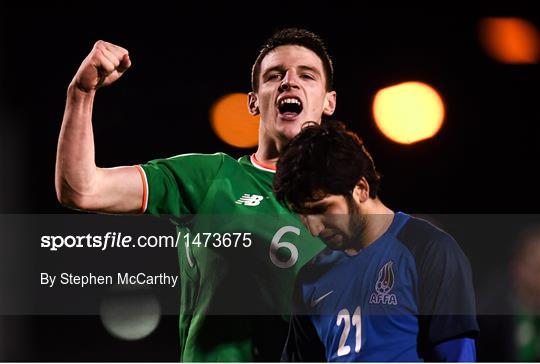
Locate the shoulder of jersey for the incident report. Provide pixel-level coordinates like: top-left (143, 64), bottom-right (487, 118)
top-left (397, 215), bottom-right (459, 251)
top-left (297, 248), bottom-right (343, 283)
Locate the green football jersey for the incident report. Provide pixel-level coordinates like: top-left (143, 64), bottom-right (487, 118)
top-left (139, 153), bottom-right (325, 362)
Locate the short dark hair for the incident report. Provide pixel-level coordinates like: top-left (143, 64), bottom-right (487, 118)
top-left (274, 121), bottom-right (381, 210)
top-left (251, 28), bottom-right (334, 92)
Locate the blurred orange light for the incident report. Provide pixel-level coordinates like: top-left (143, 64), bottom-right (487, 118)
top-left (210, 93), bottom-right (259, 148)
top-left (372, 82), bottom-right (445, 145)
top-left (479, 17), bottom-right (540, 64)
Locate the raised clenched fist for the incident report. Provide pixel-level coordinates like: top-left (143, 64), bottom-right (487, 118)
top-left (71, 40), bottom-right (131, 93)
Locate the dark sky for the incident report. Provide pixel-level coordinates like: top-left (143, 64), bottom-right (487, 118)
top-left (1, 5), bottom-right (538, 213)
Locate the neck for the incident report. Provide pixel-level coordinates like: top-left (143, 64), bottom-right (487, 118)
top-left (254, 142), bottom-right (280, 167)
top-left (344, 200), bottom-right (394, 256)
top-left (254, 120), bottom-right (287, 166)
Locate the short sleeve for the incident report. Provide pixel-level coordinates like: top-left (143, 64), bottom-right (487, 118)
top-left (417, 233), bottom-right (479, 344)
top-left (139, 153), bottom-right (225, 215)
top-left (281, 279), bottom-right (326, 362)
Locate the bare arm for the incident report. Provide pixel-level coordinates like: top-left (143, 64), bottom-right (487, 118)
top-left (55, 41), bottom-right (144, 214)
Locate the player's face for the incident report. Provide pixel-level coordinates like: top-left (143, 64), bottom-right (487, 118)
top-left (296, 195), bottom-right (365, 251)
top-left (249, 45), bottom-right (336, 142)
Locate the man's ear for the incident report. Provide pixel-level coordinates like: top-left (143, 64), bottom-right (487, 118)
top-left (248, 92), bottom-right (260, 115)
top-left (323, 91), bottom-right (337, 116)
top-left (353, 177), bottom-right (370, 203)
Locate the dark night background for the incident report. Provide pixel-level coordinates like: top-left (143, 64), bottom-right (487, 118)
top-left (0, 4), bottom-right (539, 361)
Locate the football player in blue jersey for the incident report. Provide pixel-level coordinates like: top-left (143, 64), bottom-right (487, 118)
top-left (274, 121), bottom-right (479, 362)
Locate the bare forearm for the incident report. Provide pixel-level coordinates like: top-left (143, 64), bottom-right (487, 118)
top-left (55, 41), bottom-right (142, 213)
top-left (55, 85), bottom-right (99, 205)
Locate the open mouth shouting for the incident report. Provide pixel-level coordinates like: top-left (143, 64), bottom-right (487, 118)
top-left (277, 96), bottom-right (304, 121)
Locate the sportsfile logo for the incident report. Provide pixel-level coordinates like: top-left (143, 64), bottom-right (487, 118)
top-left (235, 194), bottom-right (264, 206)
top-left (369, 261), bottom-right (398, 305)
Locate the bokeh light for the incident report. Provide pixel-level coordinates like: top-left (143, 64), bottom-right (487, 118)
top-left (479, 17), bottom-right (540, 64)
top-left (210, 93), bottom-right (259, 148)
top-left (372, 82), bottom-right (445, 145)
top-left (100, 286), bottom-right (161, 341)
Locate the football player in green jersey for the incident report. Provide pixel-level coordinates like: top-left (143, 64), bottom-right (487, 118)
top-left (56, 29), bottom-right (337, 361)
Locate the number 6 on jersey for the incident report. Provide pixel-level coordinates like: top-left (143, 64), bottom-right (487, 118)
top-left (269, 226), bottom-right (300, 268)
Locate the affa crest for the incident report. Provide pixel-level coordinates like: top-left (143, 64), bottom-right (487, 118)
top-left (369, 261), bottom-right (398, 305)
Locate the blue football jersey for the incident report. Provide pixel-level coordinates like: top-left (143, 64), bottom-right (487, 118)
top-left (282, 212), bottom-right (479, 362)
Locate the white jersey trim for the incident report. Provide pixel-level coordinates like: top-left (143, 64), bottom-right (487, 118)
top-left (135, 165), bottom-right (149, 213)
top-left (249, 154), bottom-right (276, 174)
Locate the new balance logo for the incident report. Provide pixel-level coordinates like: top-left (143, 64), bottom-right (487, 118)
top-left (235, 194), bottom-right (264, 206)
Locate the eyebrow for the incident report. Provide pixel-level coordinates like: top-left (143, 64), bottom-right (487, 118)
top-left (293, 200), bottom-right (328, 214)
top-left (262, 66), bottom-right (286, 78)
top-left (262, 64), bottom-right (323, 78)
top-left (297, 65), bottom-right (322, 76)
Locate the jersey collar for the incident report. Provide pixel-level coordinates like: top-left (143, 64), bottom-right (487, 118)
top-left (250, 154), bottom-right (276, 173)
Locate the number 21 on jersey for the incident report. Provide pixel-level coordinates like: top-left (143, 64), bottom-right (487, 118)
top-left (336, 306), bottom-right (362, 357)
